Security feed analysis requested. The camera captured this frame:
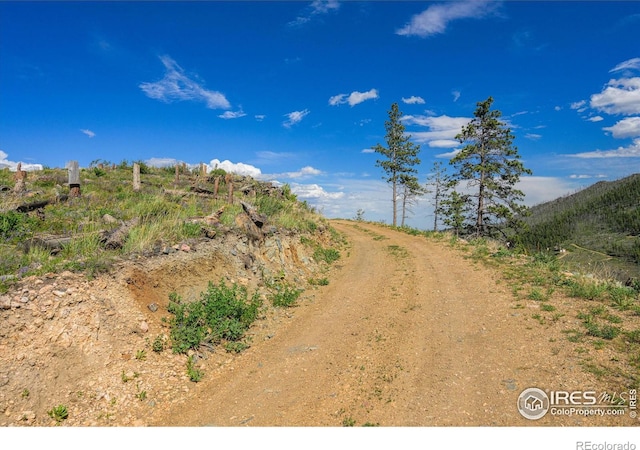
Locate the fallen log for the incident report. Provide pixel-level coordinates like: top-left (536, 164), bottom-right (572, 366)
top-left (15, 195), bottom-right (69, 213)
top-left (104, 217), bottom-right (139, 250)
top-left (240, 201), bottom-right (267, 228)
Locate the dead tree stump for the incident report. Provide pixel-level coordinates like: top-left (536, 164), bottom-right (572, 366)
top-left (13, 162), bottom-right (27, 194)
top-left (67, 160), bottom-right (81, 197)
top-left (133, 163), bottom-right (141, 191)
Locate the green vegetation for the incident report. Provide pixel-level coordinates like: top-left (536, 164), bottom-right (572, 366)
top-left (0, 163), bottom-right (331, 282)
top-left (47, 404), bottom-right (69, 423)
top-left (269, 281), bottom-right (303, 307)
top-left (518, 173), bottom-right (640, 282)
top-left (167, 280), bottom-right (262, 354)
top-left (186, 355), bottom-right (203, 382)
top-left (372, 102), bottom-right (421, 227)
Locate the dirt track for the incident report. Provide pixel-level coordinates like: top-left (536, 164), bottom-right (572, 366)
top-left (151, 220), bottom-right (632, 426)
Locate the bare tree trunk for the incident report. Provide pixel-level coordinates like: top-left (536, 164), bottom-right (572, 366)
top-left (213, 176), bottom-right (220, 199)
top-left (174, 165), bottom-right (179, 184)
top-left (68, 160), bottom-right (81, 197)
top-left (392, 177), bottom-right (397, 227)
top-left (13, 162), bottom-right (27, 194)
top-left (133, 163), bottom-right (141, 192)
top-left (226, 174), bottom-right (234, 204)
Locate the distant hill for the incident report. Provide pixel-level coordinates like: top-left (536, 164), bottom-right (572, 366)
top-left (517, 173), bottom-right (640, 282)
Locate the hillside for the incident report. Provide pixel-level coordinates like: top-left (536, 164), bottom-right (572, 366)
top-left (518, 173), bottom-right (640, 283)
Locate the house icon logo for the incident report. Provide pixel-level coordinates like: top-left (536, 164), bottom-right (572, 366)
top-left (518, 387), bottom-right (550, 420)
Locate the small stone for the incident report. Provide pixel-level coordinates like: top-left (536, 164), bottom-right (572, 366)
top-left (180, 244), bottom-right (191, 252)
top-left (139, 321), bottom-right (149, 333)
top-left (52, 290), bottom-right (66, 298)
top-left (102, 214), bottom-right (118, 224)
top-left (0, 297), bottom-right (10, 310)
top-left (147, 303), bottom-right (158, 313)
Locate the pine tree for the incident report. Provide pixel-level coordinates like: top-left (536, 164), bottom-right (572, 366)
top-left (399, 174), bottom-right (426, 227)
top-left (373, 103), bottom-right (421, 227)
top-left (450, 96), bottom-right (532, 237)
top-left (425, 161), bottom-right (452, 231)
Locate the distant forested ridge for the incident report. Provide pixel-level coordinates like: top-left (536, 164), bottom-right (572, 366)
top-left (517, 174), bottom-right (640, 264)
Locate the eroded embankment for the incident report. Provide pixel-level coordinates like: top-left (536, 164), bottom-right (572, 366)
top-left (0, 227), bottom-right (333, 426)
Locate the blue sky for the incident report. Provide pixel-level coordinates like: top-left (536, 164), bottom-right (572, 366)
top-left (1, 1), bottom-right (639, 227)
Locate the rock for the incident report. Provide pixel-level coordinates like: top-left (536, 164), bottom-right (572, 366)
top-left (148, 303), bottom-right (158, 313)
top-left (52, 290), bottom-right (67, 298)
top-left (180, 244), bottom-right (191, 253)
top-left (0, 296), bottom-right (10, 310)
top-left (139, 321), bottom-right (149, 333)
top-left (102, 214), bottom-right (118, 224)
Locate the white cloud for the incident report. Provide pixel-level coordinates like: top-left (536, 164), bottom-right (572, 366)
top-left (587, 116), bottom-right (604, 122)
top-left (428, 139), bottom-right (460, 148)
top-left (361, 148), bottom-right (375, 154)
top-left (290, 183), bottom-right (344, 200)
top-left (517, 176), bottom-right (583, 207)
top-left (590, 77), bottom-right (640, 115)
top-left (80, 129), bottom-right (95, 138)
top-left (255, 115), bottom-right (266, 121)
top-left (289, 0), bottom-right (340, 27)
top-left (603, 116), bottom-right (640, 138)
top-left (266, 166), bottom-right (323, 180)
top-left (283, 109), bottom-right (310, 128)
top-left (396, 0), bottom-right (499, 38)
top-left (570, 100), bottom-right (587, 113)
top-left (329, 89), bottom-right (379, 107)
top-left (452, 90), bottom-right (461, 102)
top-left (525, 133), bottom-right (542, 140)
top-left (145, 157), bottom-right (184, 168)
top-left (570, 138), bottom-right (640, 158)
top-left (218, 110), bottom-right (246, 120)
top-left (435, 149), bottom-right (461, 159)
top-left (208, 159), bottom-right (262, 177)
top-left (139, 55), bottom-right (231, 110)
top-left (610, 57), bottom-right (640, 73)
top-left (0, 150), bottom-right (43, 171)
top-left (402, 114), bottom-right (470, 144)
top-left (569, 174), bottom-right (607, 179)
top-left (554, 106), bottom-right (562, 111)
top-left (402, 96), bottom-right (425, 105)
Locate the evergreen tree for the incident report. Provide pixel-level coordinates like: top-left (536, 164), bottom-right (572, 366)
top-left (425, 161), bottom-right (452, 231)
top-left (451, 97), bottom-right (532, 237)
top-left (440, 188), bottom-right (470, 237)
top-left (373, 103), bottom-right (421, 226)
top-left (399, 174), bottom-right (426, 227)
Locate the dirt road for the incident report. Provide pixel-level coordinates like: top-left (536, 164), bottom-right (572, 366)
top-left (151, 220), bottom-right (627, 426)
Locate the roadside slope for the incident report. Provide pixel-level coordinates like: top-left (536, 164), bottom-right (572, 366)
top-left (152, 220), bottom-right (630, 426)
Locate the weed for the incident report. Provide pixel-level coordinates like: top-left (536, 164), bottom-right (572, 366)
top-left (362, 422), bottom-right (380, 427)
top-left (609, 285), bottom-right (636, 311)
top-left (342, 416), bottom-right (356, 427)
top-left (313, 247), bottom-right (340, 265)
top-left (625, 329), bottom-right (640, 344)
top-left (270, 281), bottom-right (303, 308)
top-left (567, 279), bottom-right (607, 300)
top-left (186, 355), bottom-right (203, 382)
top-left (152, 335), bottom-right (165, 353)
top-left (47, 405), bottom-right (69, 423)
top-left (121, 370), bottom-right (139, 383)
top-left (135, 349), bottom-right (146, 361)
top-left (593, 340), bottom-right (606, 350)
top-left (224, 341), bottom-right (250, 353)
top-left (540, 303), bottom-right (556, 312)
top-left (527, 288), bottom-right (546, 301)
top-left (532, 313), bottom-right (545, 325)
top-left (386, 245), bottom-right (409, 258)
top-left (308, 277), bottom-right (329, 286)
top-left (21, 389), bottom-right (29, 399)
top-left (135, 382), bottom-right (147, 401)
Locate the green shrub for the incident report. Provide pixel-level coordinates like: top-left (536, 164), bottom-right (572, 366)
top-left (167, 280), bottom-right (262, 354)
top-left (270, 282), bottom-right (303, 307)
top-left (313, 247), bottom-right (340, 265)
